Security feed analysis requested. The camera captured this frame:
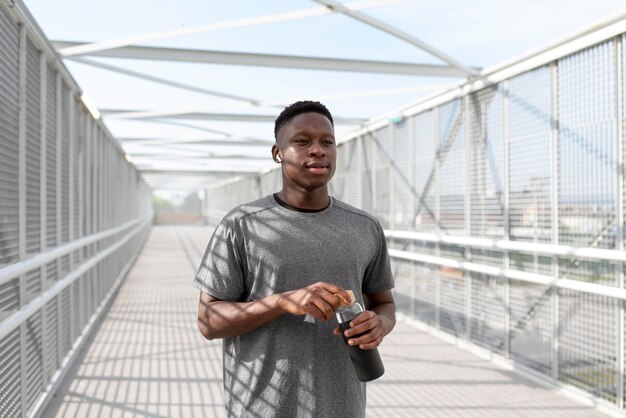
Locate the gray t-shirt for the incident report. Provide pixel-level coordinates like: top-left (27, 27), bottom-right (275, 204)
top-left (193, 195), bottom-right (394, 418)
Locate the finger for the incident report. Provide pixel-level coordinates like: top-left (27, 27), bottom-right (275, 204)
top-left (319, 290), bottom-right (344, 310)
top-left (318, 282), bottom-right (351, 305)
top-left (348, 328), bottom-right (383, 347)
top-left (304, 302), bottom-right (329, 322)
top-left (310, 299), bottom-right (334, 321)
top-left (333, 326), bottom-right (341, 336)
top-left (344, 315), bottom-right (379, 338)
top-left (357, 335), bottom-right (383, 350)
top-left (347, 311), bottom-right (376, 328)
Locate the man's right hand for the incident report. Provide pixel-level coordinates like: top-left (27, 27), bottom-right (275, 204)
top-left (278, 282), bottom-right (351, 322)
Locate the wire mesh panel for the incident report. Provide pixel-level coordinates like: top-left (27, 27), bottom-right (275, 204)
top-left (329, 135), bottom-right (349, 202)
top-left (71, 278), bottom-right (84, 341)
top-left (508, 66), bottom-right (553, 243)
top-left (0, 4), bottom-right (20, 265)
top-left (73, 104), bottom-right (83, 263)
top-left (358, 136), bottom-right (375, 216)
top-left (43, 298), bottom-right (58, 383)
top-left (510, 281), bottom-right (553, 374)
top-left (558, 41), bottom-right (617, 251)
top-left (57, 284), bottom-right (72, 365)
top-left (0, 277), bottom-right (19, 315)
top-left (392, 119), bottom-right (413, 231)
top-left (25, 37), bottom-right (41, 256)
top-left (25, 267), bottom-right (40, 303)
top-left (0, 328), bottom-right (21, 418)
top-left (471, 248), bottom-right (505, 269)
top-left (413, 262), bottom-right (437, 325)
top-left (469, 86), bottom-right (505, 238)
top-left (510, 252), bottom-right (552, 275)
top-left (391, 259), bottom-right (413, 313)
top-left (338, 138), bottom-right (361, 207)
top-left (559, 290), bottom-right (618, 404)
top-left (60, 84), bottom-right (71, 260)
top-left (331, 138), bottom-right (365, 207)
top-left (438, 99), bottom-right (466, 235)
top-left (470, 274), bottom-right (506, 353)
top-left (45, 64), bottom-right (57, 251)
top-left (560, 258), bottom-right (618, 286)
top-left (372, 127), bottom-right (391, 228)
top-left (413, 111), bottom-right (436, 231)
top-left (25, 311), bottom-right (44, 414)
top-left (438, 244), bottom-right (466, 336)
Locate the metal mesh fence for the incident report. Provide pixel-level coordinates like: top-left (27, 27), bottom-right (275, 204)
top-left (508, 66), bottom-right (553, 244)
top-left (0, 3), bottom-right (20, 266)
top-left (0, 3), bottom-right (153, 417)
top-left (414, 111), bottom-right (436, 232)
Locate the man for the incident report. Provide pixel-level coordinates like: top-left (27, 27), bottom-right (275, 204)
top-left (194, 100), bottom-right (395, 418)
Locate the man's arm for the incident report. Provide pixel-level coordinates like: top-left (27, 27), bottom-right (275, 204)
top-left (334, 290), bottom-right (396, 350)
top-left (197, 282), bottom-right (352, 340)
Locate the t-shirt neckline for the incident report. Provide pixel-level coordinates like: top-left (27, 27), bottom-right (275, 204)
top-left (272, 193), bottom-right (332, 213)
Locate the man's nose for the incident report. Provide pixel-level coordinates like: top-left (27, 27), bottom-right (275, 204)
top-left (309, 142), bottom-right (325, 156)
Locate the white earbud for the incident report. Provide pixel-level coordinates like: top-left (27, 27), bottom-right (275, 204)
top-left (275, 155), bottom-right (282, 163)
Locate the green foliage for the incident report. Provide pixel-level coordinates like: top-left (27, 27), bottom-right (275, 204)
top-left (152, 195), bottom-right (177, 214)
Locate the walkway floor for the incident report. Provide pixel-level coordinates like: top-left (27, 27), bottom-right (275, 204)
top-left (43, 226), bottom-right (607, 418)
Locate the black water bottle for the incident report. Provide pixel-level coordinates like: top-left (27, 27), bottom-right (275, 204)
top-left (336, 301), bottom-right (385, 382)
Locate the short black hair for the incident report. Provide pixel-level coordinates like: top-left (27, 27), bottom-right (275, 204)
top-left (274, 100), bottom-right (334, 141)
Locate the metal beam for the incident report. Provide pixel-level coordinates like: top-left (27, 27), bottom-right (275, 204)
top-left (52, 42), bottom-right (477, 77)
top-left (67, 57), bottom-right (270, 106)
top-left (312, 0), bottom-right (480, 77)
top-left (130, 153), bottom-right (269, 160)
top-left (119, 136), bottom-right (274, 146)
top-left (68, 57), bottom-right (448, 109)
top-left (138, 167), bottom-right (264, 175)
top-left (101, 109), bottom-right (368, 124)
top-left (56, 0), bottom-right (419, 57)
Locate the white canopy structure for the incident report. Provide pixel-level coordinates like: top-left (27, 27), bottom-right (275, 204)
top-left (23, 0), bottom-right (626, 190)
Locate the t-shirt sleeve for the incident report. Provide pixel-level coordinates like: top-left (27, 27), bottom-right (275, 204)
top-left (362, 220), bottom-right (395, 294)
top-left (192, 216), bottom-right (245, 301)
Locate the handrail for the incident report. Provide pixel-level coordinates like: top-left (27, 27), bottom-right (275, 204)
top-left (388, 248), bottom-right (626, 301)
top-left (0, 216), bottom-right (152, 341)
top-left (0, 213), bottom-right (153, 286)
top-left (385, 229), bottom-right (626, 263)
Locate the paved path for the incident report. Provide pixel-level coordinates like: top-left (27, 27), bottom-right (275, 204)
top-left (43, 226), bottom-right (607, 418)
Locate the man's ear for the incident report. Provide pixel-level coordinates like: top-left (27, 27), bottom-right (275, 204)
top-left (272, 144), bottom-right (282, 163)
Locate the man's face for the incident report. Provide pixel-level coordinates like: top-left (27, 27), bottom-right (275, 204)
top-left (273, 112), bottom-right (337, 192)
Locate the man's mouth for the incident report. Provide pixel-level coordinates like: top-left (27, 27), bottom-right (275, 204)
top-left (305, 161), bottom-right (330, 174)
top-left (305, 161), bottom-right (329, 169)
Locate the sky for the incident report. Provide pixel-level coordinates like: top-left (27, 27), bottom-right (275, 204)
top-left (21, 0), bottom-right (626, 193)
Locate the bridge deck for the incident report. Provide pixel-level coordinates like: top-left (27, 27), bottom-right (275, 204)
top-left (43, 226), bottom-right (606, 417)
